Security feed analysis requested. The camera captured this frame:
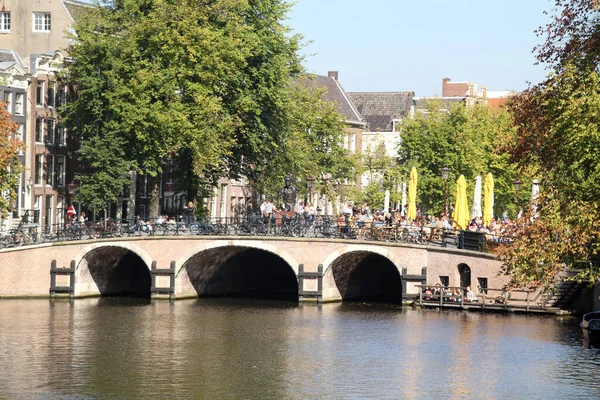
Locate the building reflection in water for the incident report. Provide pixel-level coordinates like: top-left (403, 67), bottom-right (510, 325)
top-left (0, 299), bottom-right (597, 398)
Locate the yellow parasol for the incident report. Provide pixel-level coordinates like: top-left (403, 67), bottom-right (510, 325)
top-left (407, 167), bottom-right (417, 220)
top-left (453, 175), bottom-right (469, 230)
top-left (483, 173), bottom-right (494, 226)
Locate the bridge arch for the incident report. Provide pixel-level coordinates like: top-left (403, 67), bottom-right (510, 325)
top-left (175, 241), bottom-right (300, 300)
top-left (74, 242), bottom-right (153, 298)
top-left (322, 245), bottom-right (405, 302)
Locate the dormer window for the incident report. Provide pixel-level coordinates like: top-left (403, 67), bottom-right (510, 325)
top-left (0, 12), bottom-right (10, 32)
top-left (33, 13), bottom-right (51, 32)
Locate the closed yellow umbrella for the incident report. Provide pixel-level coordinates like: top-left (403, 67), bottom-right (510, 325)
top-left (453, 175), bottom-right (469, 230)
top-left (483, 173), bottom-right (494, 226)
top-left (407, 167), bottom-right (417, 220)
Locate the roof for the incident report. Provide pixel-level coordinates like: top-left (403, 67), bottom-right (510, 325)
top-left (62, 0), bottom-right (93, 23)
top-left (0, 50), bottom-right (25, 71)
top-left (303, 74), bottom-right (364, 126)
top-left (347, 92), bottom-right (415, 131)
top-left (413, 97), bottom-right (466, 110)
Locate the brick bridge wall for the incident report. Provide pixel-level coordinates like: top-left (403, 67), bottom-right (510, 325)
top-left (0, 237), bottom-right (507, 301)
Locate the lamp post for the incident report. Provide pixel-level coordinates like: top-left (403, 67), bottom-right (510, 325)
top-left (441, 166), bottom-right (451, 216)
top-left (512, 178), bottom-right (522, 216)
top-left (67, 180), bottom-right (77, 206)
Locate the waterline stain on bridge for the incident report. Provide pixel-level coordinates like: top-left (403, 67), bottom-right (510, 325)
top-left (331, 251), bottom-right (403, 303)
top-left (181, 246), bottom-right (299, 301)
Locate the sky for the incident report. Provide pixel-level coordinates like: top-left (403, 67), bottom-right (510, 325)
top-left (286, 0), bottom-right (554, 96)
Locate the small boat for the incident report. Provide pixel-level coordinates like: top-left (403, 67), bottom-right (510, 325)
top-left (580, 311), bottom-right (600, 347)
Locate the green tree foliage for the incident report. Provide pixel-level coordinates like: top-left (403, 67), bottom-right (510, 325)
top-left (0, 102), bottom-right (23, 214)
top-left (361, 137), bottom-right (403, 210)
top-left (253, 75), bottom-right (359, 203)
top-left (63, 0), bottom-right (302, 208)
top-left (501, 0), bottom-right (600, 287)
top-left (497, 188), bottom-right (600, 288)
top-left (397, 100), bottom-right (519, 217)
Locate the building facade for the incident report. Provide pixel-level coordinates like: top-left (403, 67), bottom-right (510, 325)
top-left (0, 0), bottom-right (87, 59)
top-left (27, 50), bottom-right (74, 231)
top-left (0, 49), bottom-right (28, 231)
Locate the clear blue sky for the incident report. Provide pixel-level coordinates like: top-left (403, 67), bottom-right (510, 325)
top-left (286, 0), bottom-right (553, 96)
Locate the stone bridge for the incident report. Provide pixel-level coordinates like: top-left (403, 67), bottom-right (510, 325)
top-left (0, 237), bottom-right (506, 302)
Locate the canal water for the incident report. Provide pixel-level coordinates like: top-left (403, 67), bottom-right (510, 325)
top-left (0, 298), bottom-right (599, 399)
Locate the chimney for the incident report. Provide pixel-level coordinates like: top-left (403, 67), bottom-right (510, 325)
top-left (328, 71), bottom-right (339, 81)
top-left (442, 77), bottom-right (451, 97)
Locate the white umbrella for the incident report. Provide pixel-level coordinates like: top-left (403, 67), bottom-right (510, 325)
top-left (472, 176), bottom-right (482, 219)
top-left (401, 182), bottom-right (407, 216)
top-left (531, 179), bottom-right (540, 218)
top-left (531, 179), bottom-right (540, 199)
top-left (384, 190), bottom-right (390, 213)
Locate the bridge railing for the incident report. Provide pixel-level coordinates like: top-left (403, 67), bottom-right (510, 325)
top-left (0, 215), bottom-right (513, 254)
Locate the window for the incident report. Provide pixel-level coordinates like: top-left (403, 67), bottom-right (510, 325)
top-left (16, 124), bottom-right (23, 155)
top-left (45, 195), bottom-right (53, 228)
top-left (138, 174), bottom-right (148, 198)
top-left (46, 119), bottom-right (55, 144)
top-left (47, 82), bottom-right (55, 108)
top-left (57, 156), bottom-right (65, 186)
top-left (0, 12), bottom-right (10, 32)
top-left (56, 85), bottom-right (67, 107)
top-left (46, 155), bottom-right (54, 186)
top-left (3, 91), bottom-right (11, 113)
top-left (477, 277), bottom-right (488, 294)
top-left (35, 155), bottom-right (43, 185)
top-left (35, 118), bottom-right (44, 143)
top-left (138, 204), bottom-right (147, 219)
top-left (34, 196), bottom-right (42, 224)
top-left (36, 81), bottom-right (44, 106)
top-left (15, 93), bottom-right (23, 115)
top-left (56, 124), bottom-right (65, 146)
top-left (56, 196), bottom-right (64, 227)
top-left (439, 276), bottom-right (449, 287)
top-left (33, 13), bottom-right (51, 32)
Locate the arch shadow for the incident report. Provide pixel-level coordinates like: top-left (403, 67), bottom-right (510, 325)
top-left (75, 243), bottom-right (152, 298)
top-left (326, 248), bottom-right (403, 304)
top-left (177, 245), bottom-right (299, 302)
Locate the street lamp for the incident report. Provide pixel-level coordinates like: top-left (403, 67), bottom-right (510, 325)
top-left (67, 180), bottom-right (77, 206)
top-left (512, 178), bottom-right (522, 214)
top-left (441, 166), bottom-right (451, 216)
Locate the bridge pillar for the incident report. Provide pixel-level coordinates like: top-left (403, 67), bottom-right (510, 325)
top-left (401, 267), bottom-right (427, 300)
top-left (298, 263), bottom-right (323, 303)
top-left (50, 260), bottom-right (75, 297)
top-left (150, 261), bottom-right (175, 300)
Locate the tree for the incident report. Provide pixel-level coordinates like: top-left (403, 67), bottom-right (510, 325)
top-left (251, 75), bottom-right (360, 205)
top-left (361, 137), bottom-right (403, 210)
top-left (497, 188), bottom-right (600, 288)
top-left (397, 100), bottom-right (519, 217)
top-left (0, 102), bottom-right (23, 215)
top-left (63, 0), bottom-right (302, 209)
top-left (501, 0), bottom-right (600, 286)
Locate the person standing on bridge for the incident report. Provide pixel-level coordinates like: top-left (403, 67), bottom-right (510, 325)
top-left (183, 202), bottom-right (196, 226)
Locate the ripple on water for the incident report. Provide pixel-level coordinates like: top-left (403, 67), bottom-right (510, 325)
top-left (0, 299), bottom-right (599, 399)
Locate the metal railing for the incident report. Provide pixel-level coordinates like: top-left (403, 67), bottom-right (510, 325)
top-left (0, 214), bottom-right (514, 251)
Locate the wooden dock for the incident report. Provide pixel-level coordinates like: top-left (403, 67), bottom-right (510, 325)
top-left (414, 285), bottom-right (569, 315)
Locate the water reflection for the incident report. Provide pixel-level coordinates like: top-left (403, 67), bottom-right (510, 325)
top-left (0, 299), bottom-right (599, 399)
